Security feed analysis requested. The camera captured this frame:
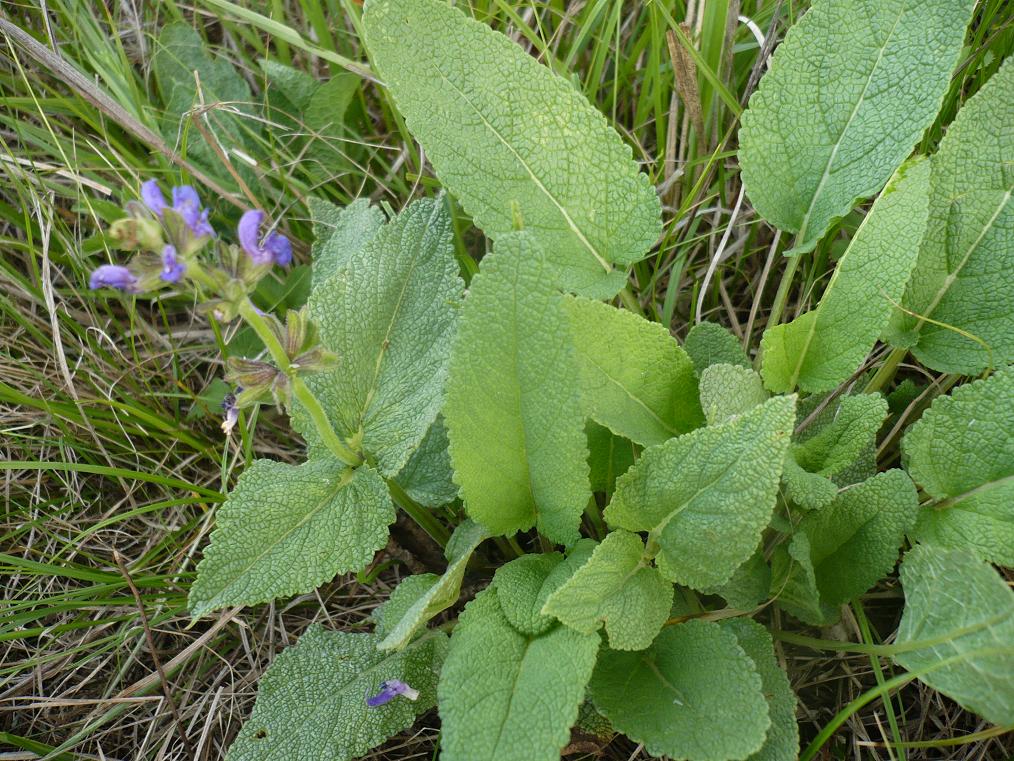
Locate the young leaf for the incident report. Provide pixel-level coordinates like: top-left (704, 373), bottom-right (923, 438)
top-left (307, 197), bottom-right (384, 290)
top-left (895, 545), bottom-right (1014, 725)
top-left (438, 588), bottom-right (599, 761)
top-left (902, 367), bottom-right (1014, 565)
top-left (586, 421), bottom-right (637, 494)
top-left (781, 458), bottom-right (839, 511)
top-left (302, 197), bottom-right (463, 475)
top-left (563, 296), bottom-right (702, 444)
top-left (226, 625), bottom-right (446, 761)
top-left (362, 0), bottom-right (661, 297)
top-left (684, 321), bottom-right (750, 374)
top-left (888, 58), bottom-right (1014, 372)
top-left (444, 235), bottom-right (590, 544)
top-left (738, 0), bottom-right (974, 253)
top-left (720, 619), bottom-right (800, 761)
top-left (393, 416), bottom-right (459, 507)
top-left (189, 459), bottom-right (394, 617)
top-left (792, 393), bottom-right (887, 479)
top-left (606, 395), bottom-right (795, 588)
top-left (542, 529), bottom-right (673, 651)
top-left (589, 620), bottom-right (770, 760)
top-left (698, 363), bottom-right (767, 425)
top-left (761, 158), bottom-right (931, 392)
top-left (770, 533), bottom-right (835, 626)
top-left (700, 549), bottom-right (771, 611)
top-left (492, 553), bottom-right (566, 637)
top-left (375, 574), bottom-right (439, 639)
top-left (798, 469), bottom-right (918, 605)
top-left (378, 520), bottom-right (486, 651)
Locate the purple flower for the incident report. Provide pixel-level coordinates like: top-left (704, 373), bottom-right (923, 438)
top-left (141, 180), bottom-right (214, 238)
top-left (89, 265), bottom-right (139, 292)
top-left (221, 391), bottom-right (240, 436)
top-left (160, 244), bottom-right (185, 283)
top-left (238, 210), bottom-right (292, 267)
top-left (366, 679), bottom-right (419, 707)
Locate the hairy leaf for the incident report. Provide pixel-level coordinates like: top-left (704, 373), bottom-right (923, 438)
top-left (903, 367), bottom-right (1014, 565)
top-left (698, 363), bottom-right (767, 425)
top-left (589, 620), bottom-right (770, 760)
top-left (226, 626), bottom-right (445, 761)
top-left (438, 588), bottom-right (599, 761)
top-left (542, 530), bottom-right (673, 650)
top-left (607, 395), bottom-right (795, 589)
top-left (189, 459), bottom-right (394, 617)
top-left (586, 422), bottom-right (637, 494)
top-left (700, 549), bottom-right (771, 611)
top-left (739, 0), bottom-right (974, 253)
top-left (393, 416), bottom-right (459, 507)
top-left (792, 394), bottom-right (887, 478)
top-left (895, 545), bottom-right (1014, 725)
top-left (770, 533), bottom-right (835, 626)
top-left (564, 296), bottom-right (702, 444)
top-left (302, 198), bottom-right (463, 475)
top-left (307, 197), bottom-right (384, 291)
top-left (363, 0), bottom-right (661, 297)
top-left (761, 158), bottom-right (931, 392)
top-left (684, 321), bottom-right (750, 374)
top-left (444, 235), bottom-right (590, 544)
top-left (888, 58), bottom-right (1014, 372)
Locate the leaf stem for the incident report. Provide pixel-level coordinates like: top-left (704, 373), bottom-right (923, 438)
top-left (618, 284), bottom-right (645, 317)
top-left (386, 479), bottom-right (450, 547)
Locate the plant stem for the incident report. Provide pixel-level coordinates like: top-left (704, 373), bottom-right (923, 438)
top-left (864, 346), bottom-right (907, 393)
top-left (618, 284), bottom-right (645, 317)
top-left (754, 250), bottom-right (801, 370)
top-left (386, 479), bottom-right (450, 547)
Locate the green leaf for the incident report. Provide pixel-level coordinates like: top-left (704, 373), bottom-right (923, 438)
top-left (781, 458), bottom-right (839, 511)
top-left (586, 421), bottom-right (637, 494)
top-left (606, 395), bottom-right (795, 588)
top-left (260, 59), bottom-right (317, 113)
top-left (444, 235), bottom-right (590, 544)
top-left (307, 197), bottom-right (384, 290)
top-left (542, 530), bottom-right (673, 651)
top-left (902, 367), bottom-right (1014, 565)
top-left (564, 296), bottom-right (702, 444)
top-left (375, 574), bottom-right (439, 639)
top-left (304, 74), bottom-right (360, 174)
top-left (895, 545), bottom-right (1014, 725)
top-left (226, 625), bottom-right (446, 761)
top-left (362, 0), bottom-right (661, 297)
top-left (720, 619), bottom-right (800, 761)
top-left (700, 549), bottom-right (771, 611)
top-left (438, 588), bottom-right (600, 761)
top-left (189, 459), bottom-right (394, 617)
top-left (392, 416), bottom-right (459, 507)
top-left (378, 520), bottom-right (486, 651)
top-left (589, 619), bottom-right (770, 760)
top-left (888, 58), bottom-right (1014, 372)
top-left (739, 0), bottom-right (974, 254)
top-left (799, 470), bottom-right (918, 606)
top-left (792, 394), bottom-right (887, 478)
top-left (761, 158), bottom-right (931, 392)
top-left (698, 363), bottom-right (767, 425)
top-left (770, 533), bottom-right (835, 626)
top-left (302, 197), bottom-right (463, 475)
top-left (684, 321), bottom-right (750, 374)
top-left (492, 553), bottom-right (565, 637)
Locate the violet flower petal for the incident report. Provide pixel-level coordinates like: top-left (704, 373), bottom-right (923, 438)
top-left (90, 264), bottom-right (139, 292)
top-left (366, 680), bottom-right (419, 708)
top-left (264, 231), bottom-right (293, 267)
top-left (160, 244), bottom-right (186, 283)
top-left (141, 180), bottom-right (167, 216)
top-left (238, 210), bottom-right (272, 265)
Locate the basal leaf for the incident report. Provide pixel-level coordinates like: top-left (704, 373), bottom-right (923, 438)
top-left (799, 469), bottom-right (918, 605)
top-left (698, 363), bottom-right (767, 425)
top-left (304, 74), bottom-right (360, 173)
top-left (895, 545), bottom-right (1014, 725)
top-left (720, 619), bottom-right (800, 761)
top-left (438, 588), bottom-right (599, 761)
top-left (375, 574), bottom-right (439, 639)
top-left (739, 0), bottom-right (974, 253)
top-left (189, 459), bottom-right (394, 617)
top-left (564, 296), bottom-right (702, 445)
top-left (761, 158), bottom-right (931, 392)
top-left (770, 533), bottom-right (835, 626)
top-left (363, 0), bottom-right (661, 297)
top-left (444, 235), bottom-right (590, 544)
top-left (586, 421), bottom-right (637, 494)
top-left (781, 457), bottom-right (838, 511)
top-left (226, 625), bottom-right (446, 761)
top-left (492, 553), bottom-right (566, 637)
top-left (393, 416), bottom-right (459, 507)
top-left (902, 367), bottom-right (1014, 565)
top-left (606, 395), bottom-right (795, 589)
top-left (307, 197), bottom-right (384, 290)
top-left (684, 321), bottom-right (750, 374)
top-left (888, 58), bottom-right (1014, 372)
top-left (378, 520), bottom-right (486, 651)
top-left (589, 620), bottom-right (770, 760)
top-left (542, 530), bottom-right (673, 651)
top-left (792, 393), bottom-right (887, 478)
top-left (700, 549), bottom-right (771, 611)
top-left (302, 197), bottom-right (463, 475)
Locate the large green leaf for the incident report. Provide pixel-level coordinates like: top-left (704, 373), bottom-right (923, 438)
top-left (307, 197), bottom-right (384, 290)
top-left (895, 545), bottom-right (1014, 725)
top-left (564, 296), bottom-right (702, 445)
top-left (739, 0), bottom-right (973, 254)
top-left (606, 395), bottom-right (795, 589)
top-left (392, 416), bottom-right (459, 508)
top-left (888, 58), bottom-right (1014, 372)
top-left (301, 197), bottom-right (463, 475)
top-left (720, 619), bottom-right (800, 761)
top-left (444, 235), bottom-right (590, 544)
top-left (378, 520), bottom-right (486, 651)
top-left (438, 588), bottom-right (599, 761)
top-left (589, 620), bottom-right (770, 760)
top-left (362, 0), bottom-right (661, 297)
top-left (902, 367), bottom-right (1014, 565)
top-left (189, 459), bottom-right (394, 617)
top-left (542, 529), bottom-right (673, 651)
top-left (226, 626), bottom-right (446, 761)
top-left (761, 158), bottom-right (931, 392)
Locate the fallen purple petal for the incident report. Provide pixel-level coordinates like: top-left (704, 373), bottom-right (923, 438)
top-left (366, 679), bottom-right (419, 707)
